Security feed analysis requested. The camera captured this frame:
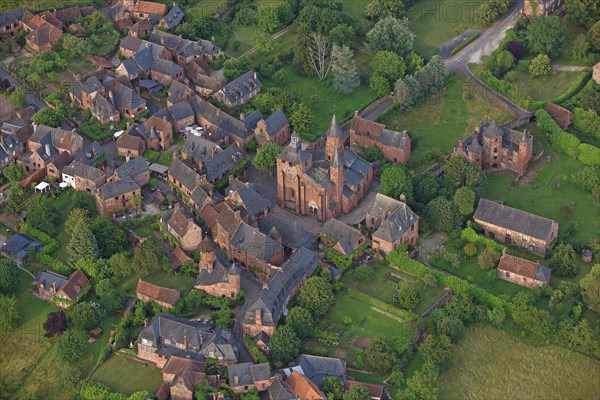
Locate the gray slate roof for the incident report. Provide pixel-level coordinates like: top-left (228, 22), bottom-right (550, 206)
top-left (114, 156), bottom-right (149, 180)
top-left (373, 203), bottom-right (419, 243)
top-left (221, 71), bottom-right (262, 104)
top-left (35, 270), bottom-right (68, 291)
top-left (474, 198), bottom-right (558, 241)
top-left (63, 160), bottom-right (106, 181)
top-left (0, 9), bottom-right (25, 26)
top-left (205, 144), bottom-right (246, 183)
top-left (322, 219), bottom-right (364, 255)
top-left (182, 135), bottom-right (221, 162)
top-left (243, 110), bottom-right (263, 130)
top-left (97, 177), bottom-right (139, 200)
top-left (189, 96), bottom-right (248, 138)
top-left (296, 354), bottom-right (346, 388)
top-left (278, 134), bottom-right (312, 165)
top-left (269, 377), bottom-right (299, 400)
top-left (258, 213), bottom-right (315, 250)
top-left (228, 185), bottom-right (271, 216)
top-left (168, 101), bottom-right (194, 121)
top-left (263, 110), bottom-right (289, 136)
top-left (169, 157), bottom-right (200, 191)
top-left (133, 46), bottom-right (155, 71)
top-left (151, 58), bottom-right (183, 76)
top-left (227, 362), bottom-right (270, 387)
top-left (229, 221), bottom-right (283, 262)
top-left (161, 4), bottom-right (184, 29)
top-left (74, 141), bottom-right (105, 165)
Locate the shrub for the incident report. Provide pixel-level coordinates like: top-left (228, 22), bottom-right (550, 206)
top-left (529, 54), bottom-right (552, 78)
top-left (347, 288), bottom-right (416, 321)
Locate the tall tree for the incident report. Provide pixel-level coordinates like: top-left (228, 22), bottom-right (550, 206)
top-left (289, 102), bottom-right (314, 138)
top-left (525, 16), bottom-right (566, 59)
top-left (366, 0), bottom-right (406, 20)
top-left (0, 294), bottom-right (19, 332)
top-left (343, 385), bottom-right (371, 400)
top-left (26, 194), bottom-right (58, 235)
top-left (322, 377), bottom-right (345, 400)
top-left (132, 240), bottom-right (165, 277)
top-left (565, 0), bottom-right (600, 29)
top-left (297, 276), bottom-right (334, 317)
top-left (270, 325), bottom-right (301, 362)
top-left (43, 311), bottom-right (68, 337)
top-left (444, 155), bottom-right (485, 189)
top-left (329, 24), bottom-right (356, 47)
top-left (65, 208), bottom-right (89, 237)
top-left (371, 51), bottom-right (406, 86)
top-left (253, 143), bottom-right (282, 172)
top-left (580, 264), bottom-right (600, 312)
top-left (0, 257), bottom-right (19, 295)
top-left (9, 88), bottom-right (26, 109)
top-left (399, 364), bottom-right (439, 400)
top-left (6, 183), bottom-right (25, 214)
top-left (550, 242), bottom-right (578, 277)
top-left (308, 33), bottom-right (333, 81)
top-left (70, 302), bottom-right (101, 331)
top-left (91, 219), bottom-right (127, 259)
top-left (424, 196), bottom-right (461, 233)
top-left (331, 44), bottom-right (360, 94)
top-left (362, 337), bottom-right (398, 373)
top-left (589, 21), bottom-right (600, 51)
top-left (419, 334), bottom-right (453, 366)
top-left (257, 5), bottom-right (279, 33)
top-left (367, 17), bottom-right (415, 56)
top-left (67, 218), bottom-right (99, 266)
top-left (379, 164), bottom-right (412, 200)
top-left (453, 187), bottom-right (476, 216)
top-left (285, 306), bottom-right (314, 339)
top-left (57, 329), bottom-right (84, 364)
top-left (2, 163), bottom-right (25, 182)
top-left (294, 22), bottom-right (314, 75)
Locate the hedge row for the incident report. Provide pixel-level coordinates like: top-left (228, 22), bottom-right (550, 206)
top-left (386, 250), bottom-right (512, 315)
top-left (243, 335), bottom-right (269, 364)
top-left (215, 157), bottom-right (251, 193)
top-left (347, 288), bottom-right (416, 321)
top-left (535, 109), bottom-right (600, 166)
top-left (20, 222), bottom-right (71, 275)
top-left (521, 72), bottom-right (591, 110)
top-left (450, 32), bottom-right (480, 56)
top-left (460, 227), bottom-right (504, 252)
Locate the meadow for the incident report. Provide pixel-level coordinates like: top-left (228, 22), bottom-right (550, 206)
top-left (440, 324), bottom-right (600, 400)
top-left (90, 353), bottom-right (163, 395)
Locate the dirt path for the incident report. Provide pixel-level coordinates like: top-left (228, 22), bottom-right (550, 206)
top-left (239, 25), bottom-right (292, 59)
top-left (553, 64), bottom-right (588, 72)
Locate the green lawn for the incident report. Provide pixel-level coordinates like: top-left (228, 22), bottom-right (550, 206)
top-left (262, 64), bottom-right (377, 135)
top-left (482, 125), bottom-right (600, 243)
top-left (507, 66), bottom-right (583, 101)
top-left (91, 354), bottom-right (163, 395)
top-left (379, 72), bottom-right (514, 168)
top-left (223, 25), bottom-right (259, 58)
top-left (353, 263), bottom-right (446, 315)
top-left (440, 324), bottom-right (600, 400)
top-left (145, 270), bottom-right (195, 293)
top-left (342, 0), bottom-right (370, 20)
top-left (407, 0), bottom-right (487, 57)
top-left (556, 19), bottom-right (599, 66)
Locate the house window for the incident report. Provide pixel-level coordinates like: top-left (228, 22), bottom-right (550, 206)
top-left (506, 230), bottom-right (511, 236)
top-left (141, 338), bottom-right (152, 346)
top-left (505, 271), bottom-right (510, 278)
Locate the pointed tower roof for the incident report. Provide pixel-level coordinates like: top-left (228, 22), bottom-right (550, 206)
top-left (289, 131), bottom-right (300, 150)
top-left (228, 261), bottom-right (241, 275)
top-left (332, 146), bottom-right (341, 167)
top-left (200, 235), bottom-right (217, 254)
top-left (326, 114), bottom-right (344, 138)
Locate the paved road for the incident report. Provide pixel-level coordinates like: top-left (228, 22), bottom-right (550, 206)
top-left (233, 270), bottom-right (263, 363)
top-left (444, 0), bottom-right (533, 120)
top-left (0, 65), bottom-right (46, 111)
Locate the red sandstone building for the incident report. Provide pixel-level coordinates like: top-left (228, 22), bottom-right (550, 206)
top-left (349, 112), bottom-right (411, 163)
top-left (34, 270), bottom-right (90, 308)
top-left (194, 236), bottom-right (241, 299)
top-left (277, 116), bottom-right (374, 222)
top-left (136, 279), bottom-right (181, 309)
top-left (453, 120), bottom-right (533, 176)
top-left (497, 250), bottom-right (551, 289)
top-left (367, 193), bottom-right (419, 255)
top-left (473, 198), bottom-right (559, 257)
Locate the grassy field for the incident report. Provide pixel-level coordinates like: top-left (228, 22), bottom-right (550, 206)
top-left (379, 72), bottom-right (514, 168)
top-left (353, 263), bottom-right (446, 315)
top-left (508, 67), bottom-right (583, 101)
top-left (91, 354), bottom-right (163, 395)
top-left (440, 324), bottom-right (600, 400)
top-left (262, 64), bottom-right (377, 135)
top-left (556, 19), bottom-right (599, 67)
top-left (408, 0), bottom-right (486, 57)
top-left (482, 124), bottom-right (600, 243)
top-left (145, 270), bottom-right (195, 293)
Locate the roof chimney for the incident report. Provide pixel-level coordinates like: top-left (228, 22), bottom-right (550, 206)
top-left (255, 309), bottom-right (262, 326)
top-left (184, 335), bottom-right (188, 350)
top-left (234, 375), bottom-right (239, 386)
top-left (239, 112), bottom-right (245, 121)
top-left (399, 193), bottom-right (406, 203)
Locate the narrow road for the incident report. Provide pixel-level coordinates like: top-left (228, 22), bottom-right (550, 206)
top-left (444, 0), bottom-right (533, 120)
top-left (0, 65), bottom-right (46, 111)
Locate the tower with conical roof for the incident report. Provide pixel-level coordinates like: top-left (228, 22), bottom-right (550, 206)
top-left (325, 114), bottom-right (345, 164)
top-left (330, 146), bottom-right (344, 212)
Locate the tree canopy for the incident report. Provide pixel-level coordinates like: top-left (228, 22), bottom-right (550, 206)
top-left (285, 306), bottom-right (314, 339)
top-left (525, 16), bottom-right (566, 59)
top-left (25, 194), bottom-right (59, 235)
top-left (270, 325), bottom-right (301, 362)
top-left (57, 329), bottom-right (84, 364)
top-left (252, 143), bottom-right (282, 172)
top-left (580, 264), bottom-right (600, 312)
top-left (367, 17), bottom-right (415, 56)
top-left (0, 257), bottom-right (19, 296)
top-left (379, 164), bottom-right (412, 200)
top-left (297, 276), bottom-right (334, 317)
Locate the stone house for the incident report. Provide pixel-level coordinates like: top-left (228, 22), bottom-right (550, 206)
top-left (159, 4), bottom-right (184, 30)
top-left (34, 270), bottom-right (90, 308)
top-left (453, 120), bottom-right (533, 176)
top-left (189, 96), bottom-right (247, 146)
top-left (167, 80), bottom-right (195, 107)
top-left (284, 371), bottom-right (325, 400)
top-left (129, 18), bottom-right (152, 38)
top-left (25, 22), bottom-right (62, 52)
top-left (168, 101), bottom-right (195, 132)
top-left (215, 71), bottom-right (262, 107)
top-left (169, 157), bottom-right (202, 197)
top-left (228, 363), bottom-right (272, 394)
top-left (61, 160), bottom-right (107, 192)
top-left (157, 356), bottom-right (207, 400)
top-left (111, 156), bottom-right (150, 186)
top-left (133, 1), bottom-right (167, 21)
top-left (473, 198), bottom-right (559, 257)
top-left (45, 151), bottom-right (73, 180)
top-left (150, 58), bottom-right (184, 85)
top-left (225, 180), bottom-right (271, 225)
top-left (242, 248), bottom-right (320, 337)
top-left (0, 9), bottom-right (26, 36)
top-left (368, 194), bottom-right (419, 255)
top-left (288, 354), bottom-right (347, 388)
top-left (194, 236), bottom-right (241, 299)
top-left (24, 125), bottom-right (83, 174)
top-left (136, 279), bottom-right (181, 308)
top-left (229, 221), bottom-right (285, 278)
top-left (95, 177), bottom-right (142, 214)
top-left (321, 219), bottom-right (367, 256)
top-left (277, 118), bottom-right (374, 222)
top-left (148, 30), bottom-right (221, 66)
top-left (242, 109), bottom-right (291, 147)
top-left (104, 79), bottom-right (147, 118)
top-left (497, 250), bottom-right (551, 288)
top-left (161, 205), bottom-right (203, 251)
top-left (349, 112), bottom-right (411, 164)
top-left (117, 133), bottom-right (146, 158)
top-left (137, 313), bottom-right (238, 368)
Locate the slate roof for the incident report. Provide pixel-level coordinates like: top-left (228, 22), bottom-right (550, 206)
top-left (117, 133), bottom-right (145, 152)
top-left (170, 157), bottom-right (199, 191)
top-left (129, 18), bottom-right (152, 37)
top-left (322, 219), bottom-right (365, 255)
top-left (243, 110), bottom-right (263, 130)
top-left (167, 80), bottom-right (193, 104)
top-left (35, 270), bottom-right (67, 291)
top-left (62, 160), bottom-right (106, 182)
top-left (350, 115), bottom-right (409, 149)
top-left (160, 4), bottom-right (184, 29)
top-left (243, 247), bottom-right (320, 328)
top-left (151, 58), bottom-right (183, 76)
top-left (304, 166), bottom-right (331, 190)
top-left (373, 203), bottom-right (419, 244)
top-left (163, 205), bottom-right (198, 239)
top-left (136, 279), bottom-right (181, 306)
top-left (182, 135), bottom-right (221, 162)
top-left (473, 199), bottom-right (557, 241)
top-left (161, 356), bottom-right (206, 393)
top-left (189, 96), bottom-right (248, 138)
top-left (104, 79), bottom-right (146, 111)
top-left (263, 110), bottom-right (289, 136)
top-left (278, 133), bottom-right (312, 165)
top-left (195, 256), bottom-right (239, 287)
top-left (120, 35), bottom-right (144, 52)
top-left (230, 222), bottom-right (283, 262)
top-left (498, 253), bottom-right (551, 283)
top-left (326, 114), bottom-right (344, 139)
top-left (221, 71), bottom-right (262, 104)
top-left (48, 150), bottom-right (72, 170)
top-left (200, 326), bottom-right (238, 362)
top-left (114, 156), bottom-right (149, 180)
top-left (460, 121), bottom-right (531, 154)
top-left (269, 376), bottom-right (299, 400)
top-left (190, 185), bottom-right (211, 210)
top-left (0, 9), bottom-right (26, 27)
top-left (296, 354), bottom-right (346, 388)
top-left (258, 213), bottom-right (315, 250)
top-left (168, 101), bottom-right (194, 121)
top-left (97, 177), bottom-right (140, 200)
top-left (74, 141), bottom-right (106, 165)
top-left (190, 72), bottom-right (223, 92)
top-left (3, 234), bottom-right (42, 259)
top-left (133, 46), bottom-right (155, 71)
top-left (227, 185), bottom-right (271, 216)
top-left (90, 94), bottom-right (119, 121)
top-left (205, 144), bottom-right (246, 183)
top-left (227, 362), bottom-right (270, 387)
top-left (367, 193), bottom-right (403, 221)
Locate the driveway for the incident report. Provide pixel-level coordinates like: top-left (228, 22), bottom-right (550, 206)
top-left (0, 65), bottom-right (46, 111)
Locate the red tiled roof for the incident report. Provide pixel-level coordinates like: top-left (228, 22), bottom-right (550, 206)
top-left (133, 1), bottom-right (168, 15)
top-left (168, 247), bottom-right (192, 269)
top-left (497, 253), bottom-right (549, 282)
top-left (59, 270), bottom-right (90, 300)
top-left (544, 103), bottom-right (573, 130)
top-left (285, 371), bottom-right (325, 400)
top-left (136, 279), bottom-right (181, 306)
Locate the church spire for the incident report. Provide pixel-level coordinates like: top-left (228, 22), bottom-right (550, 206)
top-left (332, 146), bottom-right (341, 167)
top-left (326, 114), bottom-right (344, 138)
